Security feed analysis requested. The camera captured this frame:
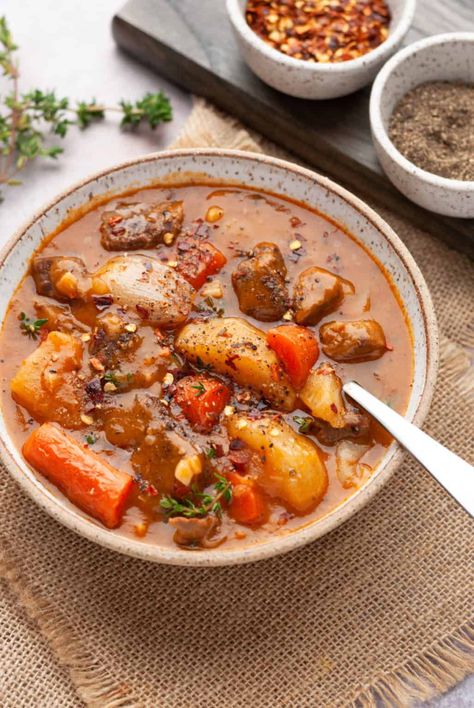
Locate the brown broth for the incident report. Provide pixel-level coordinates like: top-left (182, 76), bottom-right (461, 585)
top-left (0, 184), bottom-right (413, 551)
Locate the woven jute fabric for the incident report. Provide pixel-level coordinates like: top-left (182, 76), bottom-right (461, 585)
top-left (1, 100), bottom-right (473, 708)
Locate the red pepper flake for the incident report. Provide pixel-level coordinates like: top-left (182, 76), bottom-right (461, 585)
top-left (146, 483), bottom-right (159, 497)
top-left (225, 353), bottom-right (240, 370)
top-left (330, 403), bottom-right (338, 414)
top-left (246, 0), bottom-right (391, 63)
top-left (136, 304), bottom-right (150, 319)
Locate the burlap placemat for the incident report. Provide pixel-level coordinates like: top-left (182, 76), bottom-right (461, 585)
top-left (1, 100), bottom-right (473, 708)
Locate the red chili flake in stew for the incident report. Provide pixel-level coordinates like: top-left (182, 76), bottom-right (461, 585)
top-left (245, 0), bottom-right (391, 63)
top-left (135, 304), bottom-right (150, 319)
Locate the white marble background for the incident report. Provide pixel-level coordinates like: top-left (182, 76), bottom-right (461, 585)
top-left (0, 1), bottom-right (472, 705)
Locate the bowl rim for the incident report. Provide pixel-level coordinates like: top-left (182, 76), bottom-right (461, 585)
top-left (370, 32), bottom-right (474, 191)
top-left (0, 147), bottom-right (439, 567)
top-left (226, 0), bottom-right (417, 73)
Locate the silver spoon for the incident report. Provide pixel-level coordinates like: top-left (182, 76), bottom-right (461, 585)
top-left (343, 381), bottom-right (474, 518)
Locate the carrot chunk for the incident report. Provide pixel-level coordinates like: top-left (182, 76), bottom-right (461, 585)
top-left (174, 375), bottom-right (230, 432)
top-left (267, 324), bottom-right (319, 390)
top-left (176, 237), bottom-right (227, 290)
top-left (227, 472), bottom-right (267, 525)
top-left (23, 423), bottom-right (133, 528)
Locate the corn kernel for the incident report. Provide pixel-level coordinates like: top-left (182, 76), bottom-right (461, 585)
top-left (283, 310), bottom-right (294, 321)
top-left (163, 372), bottom-right (174, 387)
top-left (103, 381), bottom-right (117, 393)
top-left (163, 233), bottom-right (174, 246)
top-left (125, 323), bottom-right (137, 333)
top-left (205, 206), bottom-right (224, 223)
top-left (290, 239), bottom-right (302, 251)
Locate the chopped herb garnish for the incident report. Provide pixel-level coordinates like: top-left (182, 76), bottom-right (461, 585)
top-left (103, 370), bottom-right (120, 387)
top-left (160, 471), bottom-right (232, 519)
top-left (206, 446), bottom-right (217, 459)
top-left (18, 312), bottom-right (47, 339)
top-left (293, 415), bottom-right (314, 434)
top-left (192, 381), bottom-right (206, 397)
top-left (85, 433), bottom-right (96, 445)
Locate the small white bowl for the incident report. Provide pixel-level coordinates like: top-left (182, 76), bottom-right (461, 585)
top-left (370, 33), bottom-right (474, 218)
top-left (226, 0), bottom-right (416, 99)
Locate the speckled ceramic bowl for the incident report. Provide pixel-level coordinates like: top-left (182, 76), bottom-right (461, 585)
top-left (0, 149), bottom-right (438, 566)
top-left (226, 0), bottom-right (416, 99)
top-left (370, 33), bottom-right (474, 218)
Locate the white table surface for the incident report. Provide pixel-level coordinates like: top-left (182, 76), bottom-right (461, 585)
top-left (1, 1), bottom-right (472, 705)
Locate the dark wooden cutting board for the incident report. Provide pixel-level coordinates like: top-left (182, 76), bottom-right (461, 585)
top-left (112, 0), bottom-right (474, 258)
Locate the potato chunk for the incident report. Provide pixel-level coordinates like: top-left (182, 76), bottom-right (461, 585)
top-left (11, 331), bottom-right (84, 428)
top-left (300, 362), bottom-right (347, 428)
top-left (227, 413), bottom-right (327, 513)
top-left (175, 317), bottom-right (296, 410)
top-left (293, 267), bottom-right (354, 325)
top-left (336, 441), bottom-right (371, 489)
top-left (320, 320), bottom-right (386, 362)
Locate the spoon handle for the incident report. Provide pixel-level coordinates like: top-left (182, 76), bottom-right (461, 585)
top-left (343, 381), bottom-right (474, 518)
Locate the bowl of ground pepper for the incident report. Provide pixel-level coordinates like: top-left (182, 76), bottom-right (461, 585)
top-left (226, 0), bottom-right (416, 99)
top-left (370, 33), bottom-right (474, 218)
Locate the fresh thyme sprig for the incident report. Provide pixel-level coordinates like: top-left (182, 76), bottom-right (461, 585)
top-left (0, 16), bottom-right (172, 200)
top-left (18, 312), bottom-right (47, 339)
top-left (293, 415), bottom-right (314, 434)
top-left (160, 472), bottom-right (233, 519)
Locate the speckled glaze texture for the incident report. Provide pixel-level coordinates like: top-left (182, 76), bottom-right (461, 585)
top-left (0, 149), bottom-right (438, 566)
top-left (226, 0), bottom-right (416, 99)
top-left (370, 33), bottom-right (474, 218)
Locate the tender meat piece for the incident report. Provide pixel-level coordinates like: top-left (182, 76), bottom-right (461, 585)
top-left (313, 409), bottom-right (371, 446)
top-left (32, 256), bottom-right (90, 301)
top-left (320, 320), bottom-right (387, 362)
top-left (168, 515), bottom-right (220, 548)
top-left (100, 200), bottom-right (183, 250)
top-left (94, 255), bottom-right (194, 327)
top-left (89, 313), bottom-right (142, 370)
top-left (293, 266), bottom-right (354, 325)
top-left (232, 242), bottom-right (289, 321)
top-left (34, 302), bottom-right (87, 333)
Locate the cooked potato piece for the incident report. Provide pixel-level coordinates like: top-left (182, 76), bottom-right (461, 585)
top-left (293, 266), bottom-right (354, 325)
top-left (175, 317), bottom-right (296, 410)
top-left (94, 255), bottom-right (194, 327)
top-left (336, 441), bottom-right (371, 489)
top-left (232, 242), bottom-right (289, 321)
top-left (300, 362), bottom-right (347, 428)
top-left (227, 413), bottom-right (327, 513)
top-left (320, 319), bottom-right (387, 362)
top-left (11, 331), bottom-right (84, 428)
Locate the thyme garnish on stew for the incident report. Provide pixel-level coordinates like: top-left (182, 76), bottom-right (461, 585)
top-left (293, 415), bottom-right (314, 434)
top-left (160, 472), bottom-right (232, 519)
top-left (18, 312), bottom-right (47, 339)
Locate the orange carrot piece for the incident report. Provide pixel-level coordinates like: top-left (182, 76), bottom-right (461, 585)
top-left (267, 324), bottom-right (319, 390)
top-left (227, 472), bottom-right (267, 525)
top-left (174, 375), bottom-right (231, 432)
top-left (23, 423), bottom-right (133, 528)
top-left (176, 237), bottom-right (227, 289)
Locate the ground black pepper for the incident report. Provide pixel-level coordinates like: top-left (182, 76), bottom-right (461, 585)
top-left (388, 81), bottom-right (474, 181)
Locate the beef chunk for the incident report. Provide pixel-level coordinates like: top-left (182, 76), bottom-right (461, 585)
top-left (32, 256), bottom-right (89, 301)
top-left (293, 266), bottom-right (353, 325)
top-left (320, 320), bottom-right (387, 362)
top-left (100, 200), bottom-right (183, 250)
top-left (232, 242), bottom-right (289, 322)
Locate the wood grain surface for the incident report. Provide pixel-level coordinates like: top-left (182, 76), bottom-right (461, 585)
top-left (112, 0), bottom-right (474, 258)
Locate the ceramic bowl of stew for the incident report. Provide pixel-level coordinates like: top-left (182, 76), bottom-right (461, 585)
top-left (226, 0), bottom-right (416, 99)
top-left (0, 149), bottom-right (438, 566)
